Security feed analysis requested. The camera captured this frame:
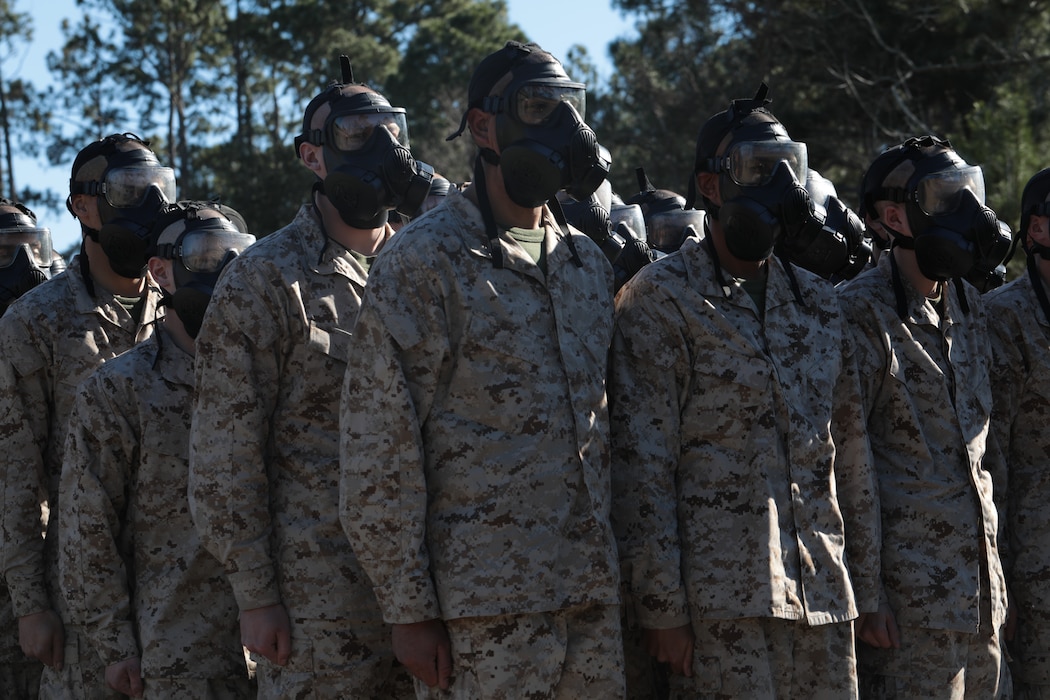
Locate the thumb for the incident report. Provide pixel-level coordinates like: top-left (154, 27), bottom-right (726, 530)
top-left (52, 630), bottom-right (65, 671)
top-left (276, 626), bottom-right (292, 666)
top-left (437, 636), bottom-right (453, 690)
top-left (128, 666), bottom-right (145, 697)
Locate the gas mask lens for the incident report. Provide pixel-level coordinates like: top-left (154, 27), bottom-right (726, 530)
top-left (512, 81), bottom-right (586, 125)
top-left (177, 230), bottom-right (256, 273)
top-left (0, 229), bottom-right (53, 267)
top-left (723, 140), bottom-right (808, 187)
top-left (329, 112), bottom-right (409, 152)
top-left (915, 165), bottom-right (986, 216)
top-left (102, 167), bottom-right (177, 208)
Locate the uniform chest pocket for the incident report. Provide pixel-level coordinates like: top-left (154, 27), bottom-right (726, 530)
top-left (688, 353), bottom-right (771, 445)
top-left (444, 312), bottom-right (544, 434)
top-left (307, 322), bottom-right (353, 364)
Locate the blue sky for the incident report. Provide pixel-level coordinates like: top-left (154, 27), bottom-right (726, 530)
top-left (7, 0), bottom-right (636, 251)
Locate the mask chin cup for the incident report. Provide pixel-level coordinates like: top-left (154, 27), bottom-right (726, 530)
top-left (913, 228), bottom-right (976, 281)
top-left (499, 143), bottom-right (565, 209)
top-left (98, 221), bottom-right (149, 279)
top-left (324, 170), bottom-right (384, 224)
top-left (720, 198), bottom-right (780, 261)
top-left (171, 285), bottom-right (212, 339)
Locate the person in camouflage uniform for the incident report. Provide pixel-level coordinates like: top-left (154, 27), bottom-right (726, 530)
top-left (58, 202), bottom-right (256, 699)
top-left (843, 135), bottom-right (1011, 699)
top-left (609, 87), bottom-right (880, 700)
top-left (0, 133), bottom-right (171, 700)
top-left (187, 72), bottom-right (431, 698)
top-left (338, 41), bottom-right (625, 698)
top-left (0, 196), bottom-right (63, 698)
top-left (988, 167), bottom-right (1050, 699)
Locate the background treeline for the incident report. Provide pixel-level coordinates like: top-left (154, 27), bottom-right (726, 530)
top-left (1, 0), bottom-right (1048, 276)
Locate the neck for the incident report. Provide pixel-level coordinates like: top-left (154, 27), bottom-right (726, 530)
top-left (892, 245), bottom-right (939, 297)
top-left (469, 162), bottom-right (543, 230)
top-left (161, 312), bottom-right (196, 356)
top-left (708, 220), bottom-right (767, 280)
top-left (83, 236), bottom-right (147, 297)
top-left (314, 193), bottom-right (386, 256)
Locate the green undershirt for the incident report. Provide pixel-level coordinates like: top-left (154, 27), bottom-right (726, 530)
top-left (507, 226), bottom-right (546, 273)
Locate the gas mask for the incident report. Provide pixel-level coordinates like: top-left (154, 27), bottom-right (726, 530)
top-left (904, 159), bottom-right (1009, 281)
top-left (154, 209), bottom-right (255, 338)
top-left (777, 194), bottom-right (873, 281)
top-left (296, 88), bottom-right (434, 229)
top-left (483, 64), bottom-right (610, 208)
top-left (709, 135), bottom-right (811, 261)
top-left (72, 147), bottom-right (176, 279)
top-left (0, 227), bottom-right (54, 315)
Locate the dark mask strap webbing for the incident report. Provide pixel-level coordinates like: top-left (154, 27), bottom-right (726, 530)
top-left (951, 278), bottom-right (970, 317)
top-left (703, 226), bottom-right (733, 298)
top-left (1028, 254), bottom-right (1050, 329)
top-left (889, 249), bottom-right (909, 322)
top-left (545, 196), bottom-right (583, 268)
top-left (776, 253), bottom-right (806, 306)
top-left (78, 239), bottom-right (97, 299)
top-left (474, 154), bottom-right (504, 269)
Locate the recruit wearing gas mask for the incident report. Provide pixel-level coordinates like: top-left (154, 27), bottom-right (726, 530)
top-left (448, 41), bottom-right (611, 209)
top-left (860, 135), bottom-right (1011, 282)
top-left (151, 202), bottom-right (256, 338)
top-left (0, 199), bottom-right (56, 314)
top-left (68, 134), bottom-right (176, 279)
top-left (627, 168), bottom-right (705, 255)
top-left (296, 56), bottom-right (434, 229)
top-left (690, 85), bottom-right (814, 262)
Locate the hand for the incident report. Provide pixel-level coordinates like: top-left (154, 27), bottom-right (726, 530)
top-left (642, 624), bottom-right (695, 677)
top-left (18, 609), bottom-right (65, 669)
top-left (105, 656), bottom-right (144, 697)
top-left (392, 619), bottom-right (453, 690)
top-left (856, 603), bottom-right (901, 649)
top-left (240, 603), bottom-right (291, 666)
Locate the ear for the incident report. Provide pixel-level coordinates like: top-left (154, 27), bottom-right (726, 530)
top-left (882, 202), bottom-right (912, 237)
top-left (466, 108), bottom-right (496, 152)
top-left (70, 194), bottom-right (91, 219)
top-left (299, 142), bottom-right (324, 177)
top-left (147, 257), bottom-right (174, 293)
top-left (697, 172), bottom-right (721, 207)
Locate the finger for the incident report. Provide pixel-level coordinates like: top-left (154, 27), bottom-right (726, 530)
top-left (886, 613), bottom-right (901, 648)
top-left (129, 667), bottom-right (144, 697)
top-left (275, 627), bottom-right (292, 667)
top-left (437, 638), bottom-right (453, 690)
top-left (681, 639), bottom-right (694, 678)
top-left (52, 629), bottom-right (65, 671)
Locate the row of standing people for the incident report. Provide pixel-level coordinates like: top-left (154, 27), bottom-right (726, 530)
top-left (0, 39), bottom-right (1043, 700)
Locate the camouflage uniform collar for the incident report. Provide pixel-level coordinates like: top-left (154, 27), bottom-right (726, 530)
top-left (152, 324), bottom-right (194, 387)
top-left (298, 203), bottom-right (389, 283)
top-left (450, 189), bottom-right (573, 277)
top-left (65, 253), bottom-right (161, 329)
top-left (686, 237), bottom-right (807, 311)
top-left (876, 253), bottom-right (959, 326)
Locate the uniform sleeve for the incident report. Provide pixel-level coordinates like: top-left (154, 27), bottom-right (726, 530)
top-left (984, 301), bottom-right (1017, 571)
top-left (339, 248), bottom-right (447, 625)
top-left (188, 261), bottom-right (285, 612)
top-left (607, 277), bottom-right (692, 630)
top-left (830, 320), bottom-right (882, 613)
top-left (58, 374), bottom-right (139, 666)
top-left (0, 313), bottom-right (54, 617)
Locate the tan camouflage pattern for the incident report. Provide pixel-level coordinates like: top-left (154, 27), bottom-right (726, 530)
top-left (0, 581), bottom-right (43, 698)
top-left (412, 603), bottom-right (625, 699)
top-left (858, 582), bottom-right (1009, 699)
top-left (986, 271), bottom-right (1050, 695)
top-left (609, 237), bottom-right (880, 632)
top-left (58, 327), bottom-right (251, 692)
top-left (339, 190), bottom-right (621, 625)
top-left (0, 258), bottom-right (162, 699)
top-left (254, 617), bottom-right (412, 699)
top-left (839, 254), bottom-right (1008, 634)
top-left (188, 205), bottom-right (399, 692)
top-left (668, 616), bottom-right (857, 700)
